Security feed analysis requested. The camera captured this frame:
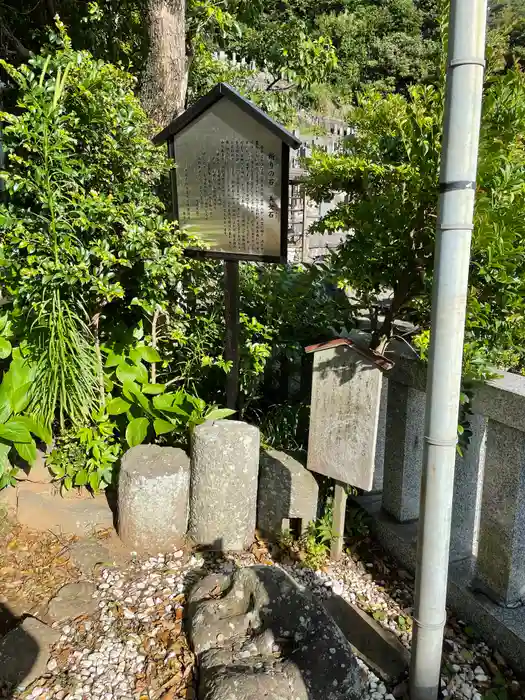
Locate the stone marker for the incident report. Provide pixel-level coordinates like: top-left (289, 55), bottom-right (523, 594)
top-left (257, 449), bottom-right (318, 536)
top-left (46, 581), bottom-right (98, 623)
top-left (189, 420), bottom-right (259, 551)
top-left (0, 617), bottom-right (60, 690)
top-left (306, 339), bottom-right (391, 491)
top-left (118, 445), bottom-right (190, 552)
top-left (187, 566), bottom-right (366, 700)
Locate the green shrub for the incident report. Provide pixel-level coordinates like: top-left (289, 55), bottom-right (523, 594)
top-left (0, 25), bottom-right (193, 427)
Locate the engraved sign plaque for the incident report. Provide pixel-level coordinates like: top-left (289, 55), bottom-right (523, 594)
top-left (153, 83), bottom-right (301, 263)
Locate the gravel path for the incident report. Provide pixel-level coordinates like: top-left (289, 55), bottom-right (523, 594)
top-left (13, 542), bottom-right (523, 700)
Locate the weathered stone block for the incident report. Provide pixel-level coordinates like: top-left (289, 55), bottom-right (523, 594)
top-left (257, 449), bottom-right (318, 536)
top-left (474, 420), bottom-right (525, 606)
top-left (118, 445), bottom-right (190, 552)
top-left (382, 380), bottom-right (426, 522)
top-left (189, 420), bottom-right (259, 551)
top-left (187, 566), bottom-right (366, 700)
top-left (372, 378), bottom-right (388, 493)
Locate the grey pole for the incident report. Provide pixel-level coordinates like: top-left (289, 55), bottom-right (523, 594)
top-left (410, 2), bottom-right (488, 699)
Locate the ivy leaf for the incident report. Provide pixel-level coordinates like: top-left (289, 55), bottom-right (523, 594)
top-left (0, 338), bottom-right (12, 359)
top-left (75, 469), bottom-right (88, 486)
top-left (153, 394), bottom-right (189, 415)
top-left (116, 361), bottom-right (148, 384)
top-left (126, 417), bottom-right (149, 447)
top-left (142, 383), bottom-right (166, 395)
top-left (10, 382), bottom-right (31, 414)
top-left (16, 415), bottom-right (52, 444)
top-left (105, 351), bottom-right (123, 368)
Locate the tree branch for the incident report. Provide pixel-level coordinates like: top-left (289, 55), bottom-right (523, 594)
top-left (2, 22), bottom-right (30, 59)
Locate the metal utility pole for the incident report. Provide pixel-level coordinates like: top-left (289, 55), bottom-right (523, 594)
top-left (410, 2), bottom-right (488, 699)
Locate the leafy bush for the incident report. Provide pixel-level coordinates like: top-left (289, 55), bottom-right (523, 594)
top-left (306, 65), bottom-right (525, 377)
top-left (0, 354), bottom-right (51, 488)
top-left (0, 26), bottom-right (193, 427)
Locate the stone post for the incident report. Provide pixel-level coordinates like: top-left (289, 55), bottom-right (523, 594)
top-left (471, 374), bottom-right (525, 606)
top-left (381, 380), bottom-right (426, 522)
top-left (450, 413), bottom-right (487, 561)
top-left (372, 379), bottom-right (388, 493)
top-left (189, 420), bottom-right (260, 551)
top-left (118, 445), bottom-right (190, 552)
top-left (474, 419), bottom-right (525, 606)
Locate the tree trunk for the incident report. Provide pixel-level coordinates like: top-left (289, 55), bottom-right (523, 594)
top-left (141, 0), bottom-right (187, 129)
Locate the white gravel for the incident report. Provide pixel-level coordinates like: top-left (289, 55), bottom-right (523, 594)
top-left (16, 543), bottom-right (520, 700)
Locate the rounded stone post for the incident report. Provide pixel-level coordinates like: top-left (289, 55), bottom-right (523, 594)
top-left (118, 445), bottom-right (190, 552)
top-left (189, 420), bottom-right (259, 550)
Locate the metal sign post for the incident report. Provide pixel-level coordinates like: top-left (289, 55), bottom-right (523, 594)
top-left (154, 83), bottom-right (300, 409)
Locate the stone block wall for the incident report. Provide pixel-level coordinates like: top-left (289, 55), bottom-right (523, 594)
top-left (373, 355), bottom-right (525, 608)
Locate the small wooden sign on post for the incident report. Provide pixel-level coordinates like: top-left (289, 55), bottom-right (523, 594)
top-left (154, 83), bottom-right (301, 409)
top-left (305, 338), bottom-right (393, 559)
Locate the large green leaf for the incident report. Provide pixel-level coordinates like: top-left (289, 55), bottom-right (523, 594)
top-left (0, 420), bottom-right (32, 443)
top-left (153, 418), bottom-right (176, 436)
top-left (138, 346), bottom-right (161, 363)
top-left (16, 416), bottom-right (52, 445)
top-left (2, 359), bottom-right (32, 396)
top-left (14, 440), bottom-right (37, 465)
top-left (205, 408), bottom-right (236, 421)
top-left (0, 338), bottom-right (12, 360)
top-left (105, 351), bottom-right (123, 368)
top-left (153, 394), bottom-right (189, 415)
top-left (106, 397), bottom-right (131, 415)
top-left (126, 417), bottom-right (149, 447)
top-left (116, 361), bottom-right (148, 385)
top-left (11, 382), bottom-right (31, 414)
top-left (74, 469), bottom-right (88, 486)
top-left (0, 387), bottom-right (12, 424)
top-left (142, 383), bottom-right (166, 395)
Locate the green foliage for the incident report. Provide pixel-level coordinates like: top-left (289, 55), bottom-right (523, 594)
top-left (306, 65), bottom-right (525, 376)
top-left (258, 403), bottom-right (309, 453)
top-left (103, 342), bottom-right (235, 449)
top-left (0, 33), bottom-right (193, 426)
top-left (0, 355), bottom-right (51, 489)
top-left (278, 497), bottom-right (334, 570)
top-left (316, 1), bottom-right (439, 101)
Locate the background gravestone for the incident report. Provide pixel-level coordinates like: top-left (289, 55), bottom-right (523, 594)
top-left (118, 445), bottom-right (190, 552)
top-left (189, 420), bottom-right (259, 550)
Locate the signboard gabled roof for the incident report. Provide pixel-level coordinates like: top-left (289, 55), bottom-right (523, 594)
top-left (153, 82), bottom-right (302, 149)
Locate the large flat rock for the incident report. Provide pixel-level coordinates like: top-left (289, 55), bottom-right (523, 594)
top-left (0, 617), bottom-right (60, 691)
top-left (17, 489), bottom-right (114, 535)
top-left (187, 565), bottom-right (367, 700)
top-left (46, 581), bottom-right (97, 623)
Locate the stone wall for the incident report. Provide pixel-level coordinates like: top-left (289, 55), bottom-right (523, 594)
top-left (358, 352), bottom-right (525, 669)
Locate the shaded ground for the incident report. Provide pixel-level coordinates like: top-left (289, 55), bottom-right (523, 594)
top-left (0, 505), bottom-right (523, 700)
top-left (0, 517), bottom-right (79, 635)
